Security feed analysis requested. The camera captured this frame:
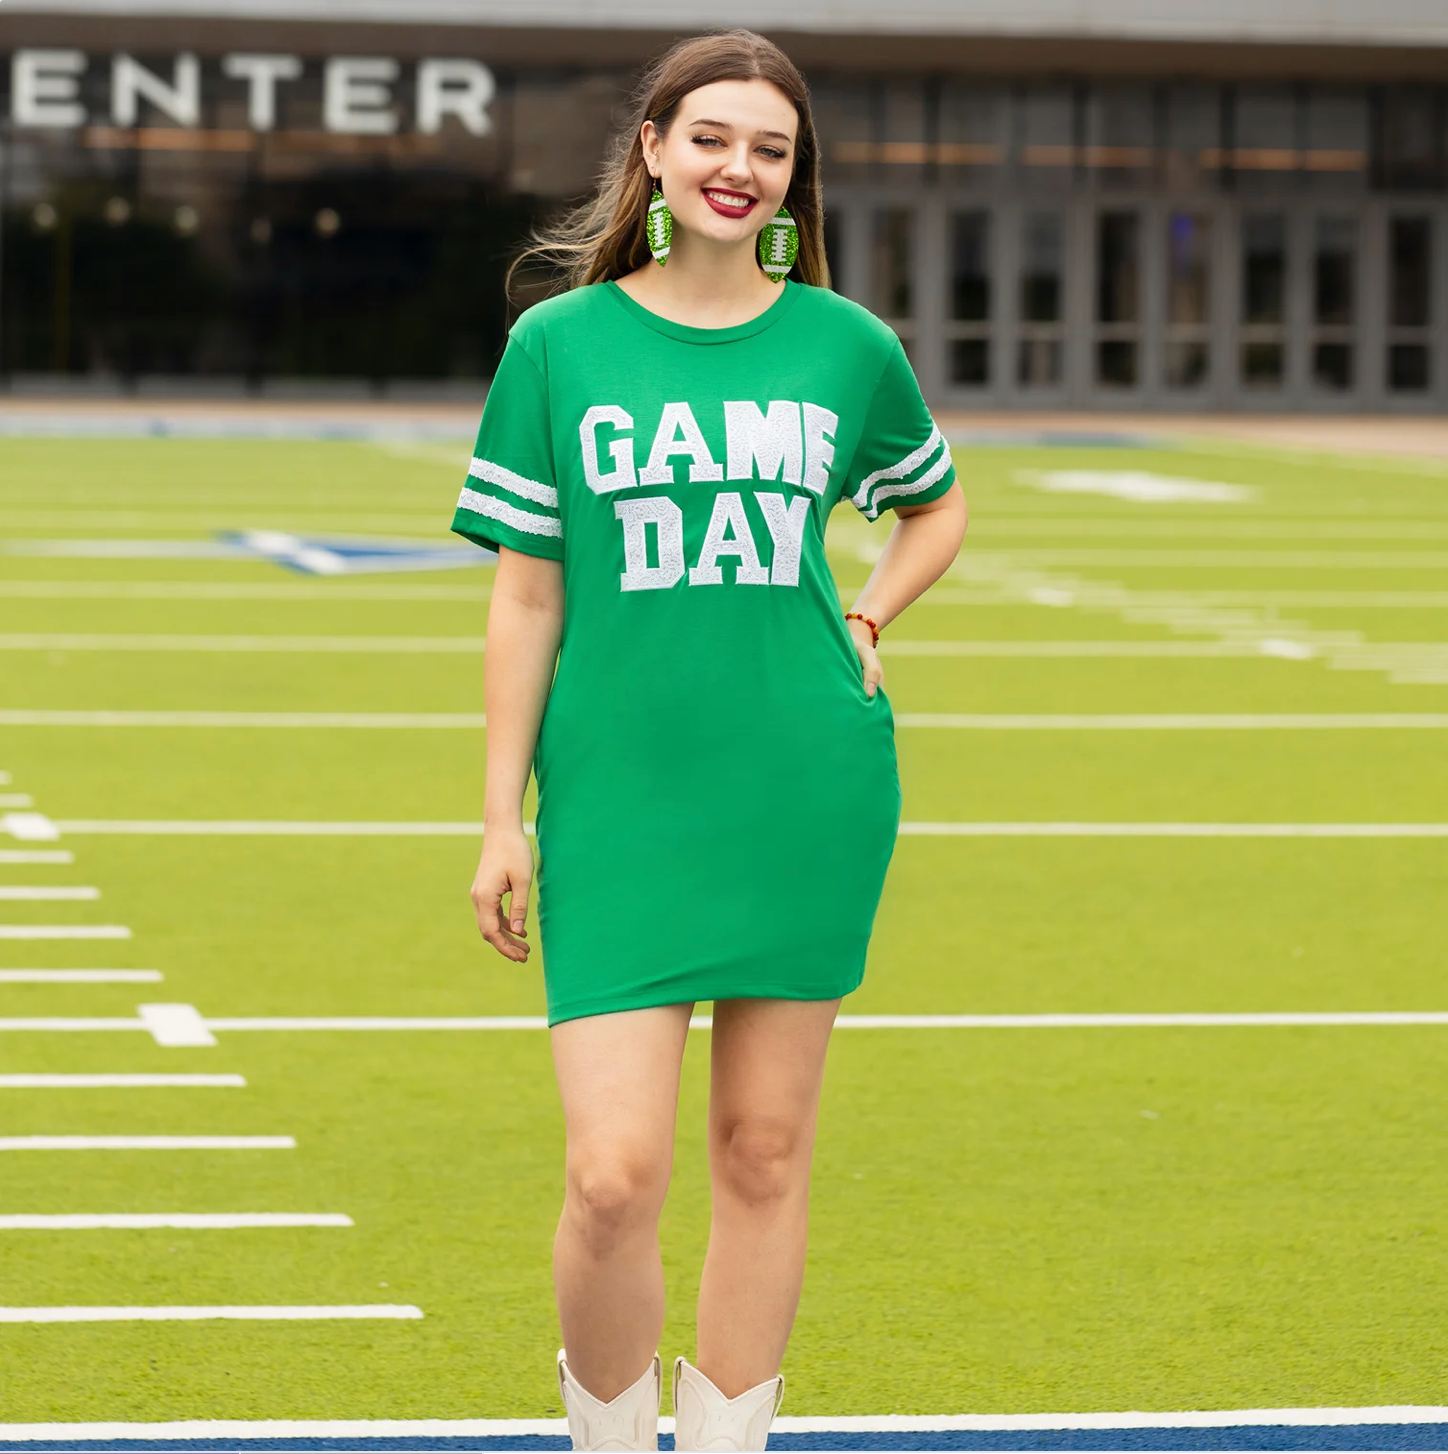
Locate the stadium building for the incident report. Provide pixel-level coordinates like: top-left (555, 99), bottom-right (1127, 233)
top-left (1, 0), bottom-right (1445, 413)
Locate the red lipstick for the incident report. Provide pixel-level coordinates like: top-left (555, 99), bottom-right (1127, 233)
top-left (702, 189), bottom-right (757, 219)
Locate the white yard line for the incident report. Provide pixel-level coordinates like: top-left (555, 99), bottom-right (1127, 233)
top-left (1156, 590), bottom-right (1448, 607)
top-left (976, 518), bottom-right (1448, 541)
top-left (0, 710), bottom-right (488, 729)
top-left (0, 1136), bottom-right (295, 1149)
top-left (210, 1016), bottom-right (551, 1031)
top-left (930, 550), bottom-right (1448, 689)
top-left (892, 713), bottom-right (1448, 728)
top-left (10, 710), bottom-right (1448, 731)
top-left (0, 1213), bottom-right (351, 1229)
top-left (138, 1002), bottom-right (217, 1047)
top-left (1, 1406), bottom-right (1442, 1439)
top-left (0, 1304), bottom-right (417, 1323)
top-left (0, 852), bottom-right (73, 865)
top-left (879, 640), bottom-right (1334, 657)
top-left (0, 581), bottom-right (490, 601)
top-left (11, 632), bottom-right (1448, 663)
top-left (46, 819), bottom-right (1448, 838)
top-left (988, 549), bottom-right (1448, 569)
top-left (1, 814), bottom-right (60, 841)
top-left (0, 926), bottom-right (130, 940)
top-left (55, 819), bottom-right (492, 835)
top-left (0, 969), bottom-right (161, 982)
top-left (5, 1010), bottom-right (1442, 1038)
top-left (0, 634), bottom-right (487, 654)
top-left (833, 1013), bottom-right (1448, 1028)
top-left (897, 822), bottom-right (1448, 837)
top-left (12, 633), bottom-right (1435, 659)
top-left (0, 1018), bottom-right (152, 1031)
top-left (0, 1074), bottom-right (242, 1087)
top-left (0, 795), bottom-right (34, 808)
top-left (914, 588), bottom-right (1448, 608)
top-left (0, 886), bottom-right (98, 901)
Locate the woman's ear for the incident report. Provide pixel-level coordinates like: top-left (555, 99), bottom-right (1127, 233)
top-left (640, 120), bottom-right (660, 179)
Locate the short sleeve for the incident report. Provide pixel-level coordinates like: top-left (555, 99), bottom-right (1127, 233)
top-left (844, 341), bottom-right (956, 521)
top-left (451, 337), bottom-right (563, 560)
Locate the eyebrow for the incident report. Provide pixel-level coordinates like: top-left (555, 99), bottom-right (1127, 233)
top-left (686, 117), bottom-right (794, 144)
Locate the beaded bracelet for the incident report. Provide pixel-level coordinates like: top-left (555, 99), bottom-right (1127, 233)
top-left (844, 612), bottom-right (880, 649)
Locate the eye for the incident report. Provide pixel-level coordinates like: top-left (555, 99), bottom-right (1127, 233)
top-left (691, 133), bottom-right (724, 147)
top-left (758, 146), bottom-right (788, 160)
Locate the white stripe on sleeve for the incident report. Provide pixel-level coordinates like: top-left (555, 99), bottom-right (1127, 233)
top-left (457, 487), bottom-right (563, 540)
top-left (850, 426), bottom-right (945, 512)
top-left (865, 445), bottom-right (955, 518)
top-left (468, 458), bottom-right (559, 509)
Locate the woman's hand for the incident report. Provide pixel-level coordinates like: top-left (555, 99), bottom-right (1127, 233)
top-left (846, 616), bottom-right (884, 699)
top-left (470, 825), bottom-right (536, 962)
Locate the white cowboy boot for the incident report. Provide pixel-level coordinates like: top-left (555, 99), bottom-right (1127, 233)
top-left (557, 1349), bottom-right (661, 1452)
top-left (671, 1356), bottom-right (784, 1452)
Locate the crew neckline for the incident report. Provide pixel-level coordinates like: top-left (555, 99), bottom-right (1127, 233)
top-left (602, 278), bottom-right (801, 343)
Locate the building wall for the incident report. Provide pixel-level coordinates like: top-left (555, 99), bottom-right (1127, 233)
top-left (0, 10), bottom-right (1444, 409)
top-left (9, 0), bottom-right (1448, 47)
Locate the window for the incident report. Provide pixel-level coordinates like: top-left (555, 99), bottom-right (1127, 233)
top-left (1016, 85), bottom-right (1075, 191)
top-left (1234, 89), bottom-right (1298, 194)
top-left (1165, 211), bottom-right (1212, 389)
top-left (1085, 86), bottom-right (1156, 190)
top-left (1241, 212), bottom-right (1287, 387)
top-left (1018, 209), bottom-right (1064, 387)
top-left (1163, 84), bottom-right (1220, 193)
top-left (1379, 90), bottom-right (1441, 192)
top-left (947, 210), bottom-right (991, 387)
top-left (1312, 215), bottom-right (1356, 391)
top-left (1387, 216), bottom-right (1433, 392)
top-left (1304, 90), bottom-right (1368, 192)
top-left (938, 82), bottom-right (1006, 180)
top-left (1096, 210), bottom-right (1140, 386)
top-left (870, 207), bottom-right (914, 338)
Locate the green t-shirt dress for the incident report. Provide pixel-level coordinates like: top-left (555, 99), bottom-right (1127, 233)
top-left (452, 279), bottom-right (956, 1025)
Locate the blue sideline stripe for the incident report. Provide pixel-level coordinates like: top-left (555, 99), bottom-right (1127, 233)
top-left (5, 1431), bottom-right (1448, 1452)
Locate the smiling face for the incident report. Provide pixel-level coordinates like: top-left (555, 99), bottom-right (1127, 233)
top-left (643, 79), bottom-right (799, 253)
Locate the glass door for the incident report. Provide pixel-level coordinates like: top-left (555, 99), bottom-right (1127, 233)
top-left (1094, 209), bottom-right (1142, 389)
top-left (1017, 209), bottom-right (1065, 390)
top-left (869, 206), bottom-right (916, 357)
top-left (1163, 209), bottom-right (1213, 393)
top-left (1386, 214), bottom-right (1433, 396)
top-left (1311, 214), bottom-right (1358, 394)
top-left (1240, 212), bottom-right (1288, 392)
top-left (946, 209), bottom-right (992, 389)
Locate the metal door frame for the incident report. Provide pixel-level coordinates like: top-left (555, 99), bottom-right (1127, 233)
top-left (828, 186), bottom-right (1448, 414)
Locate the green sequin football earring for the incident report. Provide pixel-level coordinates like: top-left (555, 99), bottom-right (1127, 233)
top-left (646, 185), bottom-right (672, 267)
top-left (757, 204), bottom-right (798, 283)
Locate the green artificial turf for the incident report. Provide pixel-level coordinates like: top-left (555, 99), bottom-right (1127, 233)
top-left (0, 434), bottom-right (1446, 1420)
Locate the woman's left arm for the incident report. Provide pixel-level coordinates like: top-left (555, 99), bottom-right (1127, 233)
top-left (846, 482), bottom-right (968, 698)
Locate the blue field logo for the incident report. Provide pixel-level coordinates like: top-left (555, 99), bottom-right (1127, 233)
top-left (222, 531), bottom-right (489, 574)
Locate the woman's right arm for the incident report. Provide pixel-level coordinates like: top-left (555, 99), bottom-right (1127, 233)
top-left (470, 545), bottom-right (564, 962)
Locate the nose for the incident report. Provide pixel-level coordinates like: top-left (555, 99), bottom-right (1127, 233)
top-left (718, 142), bottom-right (753, 188)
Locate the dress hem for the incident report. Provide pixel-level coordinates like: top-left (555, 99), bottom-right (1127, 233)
top-left (546, 973), bottom-right (866, 1028)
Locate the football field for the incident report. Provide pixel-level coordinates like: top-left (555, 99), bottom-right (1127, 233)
top-left (0, 428), bottom-right (1446, 1446)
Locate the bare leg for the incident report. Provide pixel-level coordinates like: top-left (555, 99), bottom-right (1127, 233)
top-left (550, 1002), bottom-right (692, 1402)
top-left (695, 997), bottom-right (840, 1396)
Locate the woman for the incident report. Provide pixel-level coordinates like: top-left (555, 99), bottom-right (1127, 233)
top-left (455, 29), bottom-right (967, 1453)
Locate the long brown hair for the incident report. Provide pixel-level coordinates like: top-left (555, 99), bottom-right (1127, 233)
top-left (509, 30), bottom-right (829, 300)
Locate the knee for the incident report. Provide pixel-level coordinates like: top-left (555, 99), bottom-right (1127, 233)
top-left (712, 1115), bottom-right (808, 1209)
top-left (564, 1147), bottom-right (667, 1251)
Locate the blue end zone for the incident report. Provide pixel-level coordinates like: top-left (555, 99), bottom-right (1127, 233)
top-left (7, 1429), bottom-right (1448, 1452)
